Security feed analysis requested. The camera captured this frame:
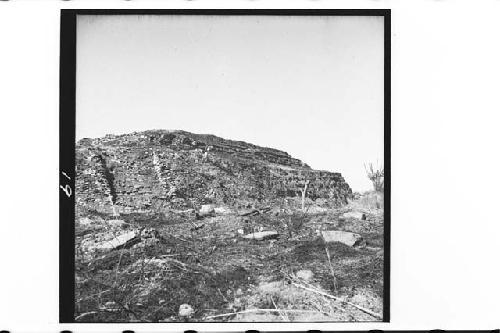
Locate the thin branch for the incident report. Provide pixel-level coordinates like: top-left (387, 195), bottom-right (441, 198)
top-left (324, 246), bottom-right (338, 292)
top-left (271, 296), bottom-right (289, 321)
top-left (203, 308), bottom-right (330, 320)
top-left (75, 311), bottom-right (99, 321)
top-left (217, 288), bottom-right (229, 302)
top-left (113, 246), bottom-right (126, 286)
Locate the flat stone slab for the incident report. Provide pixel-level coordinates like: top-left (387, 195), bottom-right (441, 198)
top-left (94, 231), bottom-right (139, 250)
top-left (322, 230), bottom-right (363, 246)
top-left (107, 219), bottom-right (127, 228)
top-left (341, 211), bottom-right (367, 220)
top-left (243, 230), bottom-right (279, 241)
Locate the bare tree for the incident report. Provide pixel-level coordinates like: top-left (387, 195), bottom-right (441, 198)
top-left (300, 180), bottom-right (310, 212)
top-left (364, 162), bottom-right (384, 192)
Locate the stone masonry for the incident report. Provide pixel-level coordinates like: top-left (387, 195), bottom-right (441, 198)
top-left (76, 130), bottom-right (352, 214)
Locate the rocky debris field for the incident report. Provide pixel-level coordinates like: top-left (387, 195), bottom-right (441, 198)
top-left (74, 131), bottom-right (383, 322)
top-left (75, 197), bottom-right (384, 322)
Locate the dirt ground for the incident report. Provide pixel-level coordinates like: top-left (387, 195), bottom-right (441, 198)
top-left (75, 197), bottom-right (385, 322)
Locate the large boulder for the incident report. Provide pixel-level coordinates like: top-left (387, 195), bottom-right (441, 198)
top-left (322, 230), bottom-right (363, 246)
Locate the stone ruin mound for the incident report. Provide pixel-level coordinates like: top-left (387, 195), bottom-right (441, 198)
top-left (76, 130), bottom-right (353, 214)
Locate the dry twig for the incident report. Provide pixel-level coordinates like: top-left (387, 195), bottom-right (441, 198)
top-left (203, 308), bottom-right (330, 320)
top-left (324, 246), bottom-right (338, 292)
top-left (75, 311), bottom-right (99, 321)
top-left (270, 296), bottom-right (289, 321)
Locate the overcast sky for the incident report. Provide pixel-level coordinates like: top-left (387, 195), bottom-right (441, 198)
top-left (76, 14), bottom-right (384, 191)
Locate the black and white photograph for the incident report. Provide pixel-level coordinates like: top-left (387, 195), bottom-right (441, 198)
top-left (64, 10), bottom-right (390, 323)
top-left (3, 1), bottom-right (500, 332)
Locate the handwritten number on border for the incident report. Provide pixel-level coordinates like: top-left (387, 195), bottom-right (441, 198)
top-left (60, 171), bottom-right (72, 198)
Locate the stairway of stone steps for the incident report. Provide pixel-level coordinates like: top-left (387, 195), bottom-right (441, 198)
top-left (89, 152), bottom-right (119, 216)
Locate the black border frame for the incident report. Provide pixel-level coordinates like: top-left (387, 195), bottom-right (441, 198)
top-left (59, 9), bottom-right (391, 324)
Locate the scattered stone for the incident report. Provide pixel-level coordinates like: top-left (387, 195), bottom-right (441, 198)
top-left (342, 211), bottom-right (367, 220)
top-left (322, 230), bottom-right (364, 246)
top-left (242, 230), bottom-right (279, 241)
top-left (178, 304), bottom-right (194, 318)
top-left (100, 301), bottom-right (120, 312)
top-left (108, 219), bottom-right (126, 228)
top-left (78, 217), bottom-right (93, 225)
top-left (214, 206), bottom-right (231, 215)
top-left (140, 227), bottom-right (160, 239)
top-left (190, 223), bottom-right (205, 231)
top-left (296, 269), bottom-right (314, 282)
top-left (197, 204), bottom-right (215, 218)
